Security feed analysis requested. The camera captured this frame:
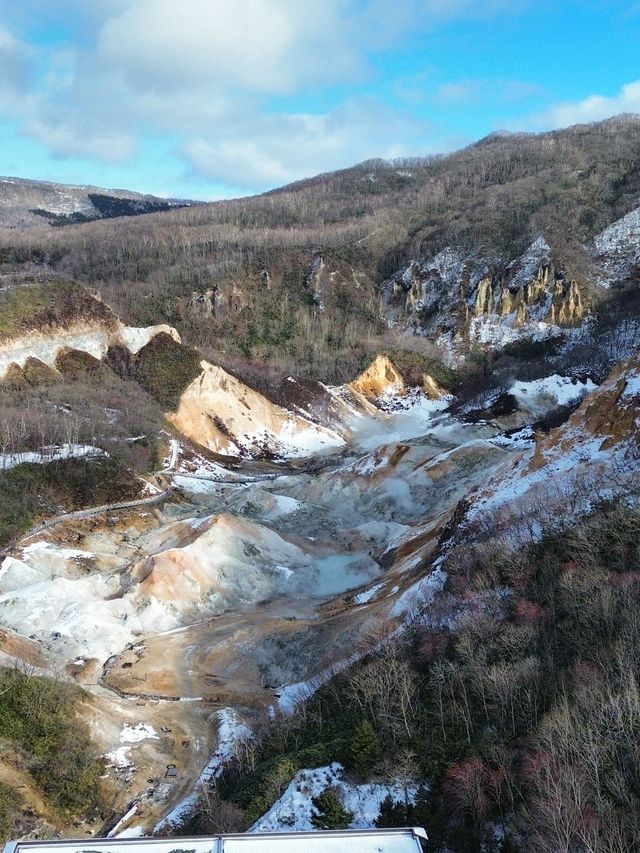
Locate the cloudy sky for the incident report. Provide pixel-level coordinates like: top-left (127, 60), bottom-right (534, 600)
top-left (0, 1), bottom-right (639, 199)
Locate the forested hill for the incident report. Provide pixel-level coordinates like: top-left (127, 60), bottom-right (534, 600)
top-left (2, 115), bottom-right (640, 388)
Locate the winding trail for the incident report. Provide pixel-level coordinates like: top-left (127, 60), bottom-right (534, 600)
top-left (13, 487), bottom-right (176, 544)
top-left (1, 439), bottom-right (334, 556)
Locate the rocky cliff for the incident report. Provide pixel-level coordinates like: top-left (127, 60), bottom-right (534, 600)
top-left (382, 236), bottom-right (591, 352)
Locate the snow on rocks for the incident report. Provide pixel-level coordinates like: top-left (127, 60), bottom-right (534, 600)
top-left (622, 370), bottom-right (640, 398)
top-left (264, 494), bottom-right (303, 519)
top-left (390, 563), bottom-right (447, 618)
top-left (114, 825), bottom-right (146, 839)
top-left (120, 325), bottom-right (181, 355)
top-left (275, 651), bottom-right (363, 716)
top-left (104, 725), bottom-right (159, 774)
top-left (0, 444), bottom-right (107, 470)
top-left (105, 746), bottom-right (133, 769)
top-left (467, 354), bottom-right (640, 539)
top-left (172, 475), bottom-right (220, 494)
top-left (469, 315), bottom-right (561, 348)
top-left (509, 374), bottom-right (597, 415)
top-left (0, 322), bottom-right (178, 380)
top-left (119, 723), bottom-right (159, 744)
top-left (0, 328), bottom-right (112, 377)
top-left (168, 359), bottom-right (345, 460)
top-left (107, 803), bottom-right (139, 838)
top-left (250, 763), bottom-right (418, 833)
top-left (593, 206), bottom-right (640, 286)
top-left (354, 583), bottom-right (384, 605)
top-left (508, 236), bottom-right (551, 289)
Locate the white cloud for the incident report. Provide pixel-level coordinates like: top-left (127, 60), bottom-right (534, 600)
top-left (435, 80), bottom-right (485, 104)
top-left (421, 0), bottom-right (529, 17)
top-left (0, 0), bottom-right (537, 189)
top-left (0, 26), bottom-right (31, 104)
top-left (529, 80), bottom-right (640, 129)
top-left (97, 0), bottom-right (368, 94)
top-left (183, 100), bottom-right (436, 190)
top-left (24, 116), bottom-right (136, 163)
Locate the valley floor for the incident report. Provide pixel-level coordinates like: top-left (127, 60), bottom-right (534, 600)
top-left (0, 392), bottom-right (525, 837)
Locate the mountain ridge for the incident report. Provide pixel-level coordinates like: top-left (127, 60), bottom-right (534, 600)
top-left (0, 175), bottom-right (197, 229)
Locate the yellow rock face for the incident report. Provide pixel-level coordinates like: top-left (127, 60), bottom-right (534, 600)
top-left (422, 373), bottom-right (448, 400)
top-left (530, 357), bottom-right (640, 471)
top-left (349, 354), bottom-right (407, 402)
top-left (547, 280), bottom-right (585, 326)
top-left (473, 261), bottom-right (587, 329)
top-left (475, 276), bottom-right (495, 316)
top-left (168, 360), bottom-right (341, 457)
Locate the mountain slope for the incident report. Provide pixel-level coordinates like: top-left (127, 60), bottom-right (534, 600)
top-left (2, 116), bottom-right (640, 386)
top-left (0, 176), bottom-right (194, 229)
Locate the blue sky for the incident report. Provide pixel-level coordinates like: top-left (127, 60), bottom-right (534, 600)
top-left (0, 0), bottom-right (638, 199)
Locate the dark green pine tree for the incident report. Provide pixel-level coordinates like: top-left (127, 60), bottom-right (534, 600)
top-left (311, 787), bottom-right (354, 830)
top-left (350, 719), bottom-right (379, 773)
top-left (409, 784), bottom-right (430, 829)
top-left (375, 793), bottom-right (409, 828)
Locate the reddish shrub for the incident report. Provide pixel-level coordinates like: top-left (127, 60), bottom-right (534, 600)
top-left (441, 759), bottom-right (491, 824)
top-left (417, 630), bottom-right (449, 664)
top-left (515, 598), bottom-right (545, 623)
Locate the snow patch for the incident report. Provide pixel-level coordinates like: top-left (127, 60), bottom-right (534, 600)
top-left (107, 803), bottom-right (138, 838)
top-left (593, 206), bottom-right (640, 286)
top-left (120, 325), bottom-right (180, 354)
top-left (510, 374), bottom-right (597, 414)
top-left (391, 564), bottom-right (447, 618)
top-left (251, 763), bottom-right (418, 833)
top-left (119, 723), bottom-right (159, 743)
top-left (105, 746), bottom-right (132, 769)
top-left (509, 236), bottom-right (551, 289)
top-left (0, 444), bottom-right (107, 470)
top-left (354, 583), bottom-right (384, 604)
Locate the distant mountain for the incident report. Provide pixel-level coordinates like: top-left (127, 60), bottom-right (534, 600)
top-left (0, 175), bottom-right (197, 228)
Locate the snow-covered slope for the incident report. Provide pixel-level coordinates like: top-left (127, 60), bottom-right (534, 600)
top-left (592, 206), bottom-right (640, 286)
top-left (251, 763), bottom-right (417, 833)
top-left (0, 321), bottom-right (179, 378)
top-left (0, 175), bottom-right (192, 228)
top-left (168, 354), bottom-right (450, 460)
top-left (168, 360), bottom-right (345, 459)
top-left (464, 355), bottom-right (640, 542)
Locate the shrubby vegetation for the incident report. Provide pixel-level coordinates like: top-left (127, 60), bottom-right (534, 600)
top-left (188, 503), bottom-right (640, 851)
top-left (0, 667), bottom-right (102, 840)
top-left (310, 788), bottom-right (353, 829)
top-left (383, 348), bottom-right (459, 392)
top-left (0, 783), bottom-right (21, 842)
top-left (133, 333), bottom-right (203, 409)
top-left (0, 456), bottom-right (139, 545)
top-left (0, 279), bottom-right (116, 342)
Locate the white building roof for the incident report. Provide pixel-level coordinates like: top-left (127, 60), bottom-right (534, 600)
top-left (4, 829), bottom-right (427, 853)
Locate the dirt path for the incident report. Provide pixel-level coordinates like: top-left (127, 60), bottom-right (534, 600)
top-left (15, 487), bottom-right (175, 544)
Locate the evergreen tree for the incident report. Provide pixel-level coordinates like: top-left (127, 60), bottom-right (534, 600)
top-left (349, 719), bottom-right (379, 773)
top-left (375, 793), bottom-right (408, 827)
top-left (311, 787), bottom-right (354, 830)
top-left (410, 784), bottom-right (430, 829)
